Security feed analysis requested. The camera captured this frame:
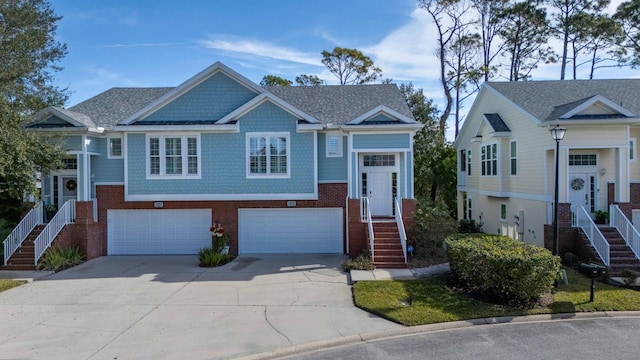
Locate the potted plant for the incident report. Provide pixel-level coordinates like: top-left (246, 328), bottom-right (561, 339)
top-left (45, 204), bottom-right (57, 222)
top-left (210, 223), bottom-right (230, 254)
top-left (594, 210), bottom-right (609, 224)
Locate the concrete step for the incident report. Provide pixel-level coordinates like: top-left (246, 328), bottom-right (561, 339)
top-left (372, 261), bottom-right (407, 269)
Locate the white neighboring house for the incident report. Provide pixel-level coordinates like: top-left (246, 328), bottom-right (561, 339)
top-left (454, 79), bottom-right (640, 272)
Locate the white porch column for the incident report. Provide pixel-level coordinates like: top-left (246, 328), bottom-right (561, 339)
top-left (558, 146), bottom-right (569, 203)
top-left (617, 146), bottom-right (630, 202)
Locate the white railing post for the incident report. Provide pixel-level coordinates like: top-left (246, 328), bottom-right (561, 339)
top-left (363, 198), bottom-right (375, 262)
top-left (575, 205), bottom-right (609, 266)
top-left (33, 200), bottom-right (76, 265)
top-left (3, 202), bottom-right (44, 265)
top-left (395, 199), bottom-right (407, 263)
top-left (610, 205), bottom-right (640, 260)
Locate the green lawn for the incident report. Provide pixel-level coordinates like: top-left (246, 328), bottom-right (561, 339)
top-left (0, 279), bottom-right (26, 293)
top-left (353, 268), bottom-right (640, 326)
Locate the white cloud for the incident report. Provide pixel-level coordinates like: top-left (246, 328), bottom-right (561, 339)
top-left (198, 35), bottom-right (323, 67)
top-left (363, 8), bottom-right (440, 84)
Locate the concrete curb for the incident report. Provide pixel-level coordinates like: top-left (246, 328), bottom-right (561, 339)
top-left (236, 311), bottom-right (640, 360)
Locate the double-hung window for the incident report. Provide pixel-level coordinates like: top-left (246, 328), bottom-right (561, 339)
top-left (108, 136), bottom-right (123, 159)
top-left (481, 143), bottom-right (497, 176)
top-left (147, 134), bottom-right (200, 178)
top-left (247, 132), bottom-right (290, 178)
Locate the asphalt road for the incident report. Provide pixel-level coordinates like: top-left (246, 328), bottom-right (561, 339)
top-left (287, 317), bottom-right (640, 360)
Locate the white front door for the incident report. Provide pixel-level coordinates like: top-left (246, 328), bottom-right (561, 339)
top-left (60, 176), bottom-right (78, 208)
top-left (368, 172), bottom-right (391, 216)
top-left (569, 172), bottom-right (596, 213)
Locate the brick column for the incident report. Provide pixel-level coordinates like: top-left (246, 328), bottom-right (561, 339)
top-left (347, 199), bottom-right (367, 258)
top-left (615, 202), bottom-right (633, 220)
top-left (73, 201), bottom-right (103, 260)
top-left (402, 199), bottom-right (417, 241)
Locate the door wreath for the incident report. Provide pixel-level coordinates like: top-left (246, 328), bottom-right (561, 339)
top-left (65, 179), bottom-right (77, 191)
top-left (571, 178), bottom-right (584, 190)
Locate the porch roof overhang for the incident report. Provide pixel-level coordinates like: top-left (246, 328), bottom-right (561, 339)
top-left (540, 117), bottom-right (640, 127)
top-left (340, 123), bottom-right (424, 132)
top-left (113, 124), bottom-right (239, 132)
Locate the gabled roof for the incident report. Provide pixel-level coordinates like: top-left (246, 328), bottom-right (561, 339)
top-left (217, 92), bottom-right (320, 124)
top-left (345, 105), bottom-right (415, 125)
top-left (28, 107), bottom-right (102, 132)
top-left (265, 84), bottom-right (415, 125)
top-left (483, 113), bottom-right (510, 132)
top-left (487, 79), bottom-right (640, 124)
top-left (122, 62), bottom-right (263, 124)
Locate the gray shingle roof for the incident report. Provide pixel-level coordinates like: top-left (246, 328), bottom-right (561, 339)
top-left (265, 84), bottom-right (415, 125)
top-left (484, 113), bottom-right (510, 132)
top-left (487, 79), bottom-right (640, 123)
top-left (69, 87), bottom-right (174, 127)
top-left (62, 83), bottom-right (414, 128)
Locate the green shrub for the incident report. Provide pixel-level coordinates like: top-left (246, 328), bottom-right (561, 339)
top-left (0, 219), bottom-right (13, 259)
top-left (563, 252), bottom-right (579, 267)
top-left (342, 250), bottom-right (375, 272)
top-left (446, 234), bottom-right (560, 306)
top-left (458, 218), bottom-right (484, 233)
top-left (622, 269), bottom-right (639, 287)
top-left (412, 201), bottom-right (457, 256)
top-left (38, 246), bottom-right (84, 272)
top-left (198, 248), bottom-right (232, 267)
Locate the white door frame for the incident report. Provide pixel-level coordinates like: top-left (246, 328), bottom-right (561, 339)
top-left (50, 170), bottom-right (78, 208)
top-left (358, 153), bottom-right (399, 217)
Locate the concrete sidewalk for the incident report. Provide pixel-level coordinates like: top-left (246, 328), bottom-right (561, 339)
top-left (350, 262), bottom-right (450, 282)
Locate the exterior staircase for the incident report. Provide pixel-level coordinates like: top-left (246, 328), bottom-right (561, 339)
top-left (369, 221), bottom-right (406, 269)
top-left (1, 225), bottom-right (44, 271)
top-left (599, 226), bottom-right (640, 276)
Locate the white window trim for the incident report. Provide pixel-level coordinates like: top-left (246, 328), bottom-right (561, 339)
top-left (510, 140), bottom-right (517, 176)
top-left (326, 132), bottom-right (343, 157)
top-left (481, 143), bottom-right (498, 177)
top-left (245, 132), bottom-right (291, 179)
top-left (500, 202), bottom-right (507, 223)
top-left (107, 135), bottom-right (124, 159)
top-left (146, 134), bottom-right (201, 179)
top-left (631, 138), bottom-right (637, 162)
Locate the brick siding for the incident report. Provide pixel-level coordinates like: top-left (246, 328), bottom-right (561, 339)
top-left (87, 184), bottom-right (348, 257)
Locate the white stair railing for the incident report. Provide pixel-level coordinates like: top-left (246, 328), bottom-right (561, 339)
top-left (574, 205), bottom-right (610, 266)
top-left (3, 202), bottom-right (43, 265)
top-left (394, 198), bottom-right (407, 264)
top-left (610, 205), bottom-right (640, 260)
top-left (33, 200), bottom-right (76, 265)
top-left (363, 197), bottom-right (375, 262)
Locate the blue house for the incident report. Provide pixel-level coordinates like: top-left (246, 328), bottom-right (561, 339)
top-left (3, 62), bottom-right (422, 269)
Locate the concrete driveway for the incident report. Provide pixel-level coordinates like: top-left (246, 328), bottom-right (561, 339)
top-left (0, 254), bottom-right (399, 359)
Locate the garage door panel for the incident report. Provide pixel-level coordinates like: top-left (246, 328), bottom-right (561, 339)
top-left (238, 208), bottom-right (343, 254)
top-left (108, 209), bottom-right (211, 255)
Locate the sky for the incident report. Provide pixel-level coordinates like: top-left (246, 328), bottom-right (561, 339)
top-left (51, 0), bottom-right (637, 139)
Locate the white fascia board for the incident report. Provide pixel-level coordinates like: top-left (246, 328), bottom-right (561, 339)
top-left (541, 118), bottom-right (640, 127)
top-left (28, 127), bottom-right (87, 133)
top-left (113, 124), bottom-right (239, 132)
top-left (346, 105), bottom-right (415, 125)
top-left (297, 124), bottom-right (324, 132)
top-left (490, 131), bottom-right (511, 137)
top-left (217, 93), bottom-right (320, 124)
top-left (560, 94), bottom-right (637, 119)
top-left (340, 123), bottom-right (424, 131)
top-left (124, 192), bottom-right (319, 202)
top-left (121, 62), bottom-right (264, 125)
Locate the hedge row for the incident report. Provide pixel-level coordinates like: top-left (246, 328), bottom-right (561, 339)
top-left (446, 234), bottom-right (560, 305)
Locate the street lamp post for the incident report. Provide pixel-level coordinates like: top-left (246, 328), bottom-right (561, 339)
top-left (550, 125), bottom-right (567, 257)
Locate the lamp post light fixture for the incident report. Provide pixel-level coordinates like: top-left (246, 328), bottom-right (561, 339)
top-left (550, 125), bottom-right (567, 257)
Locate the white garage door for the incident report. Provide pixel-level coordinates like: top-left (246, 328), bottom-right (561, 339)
top-left (238, 208), bottom-right (343, 254)
top-left (108, 209), bottom-right (211, 255)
